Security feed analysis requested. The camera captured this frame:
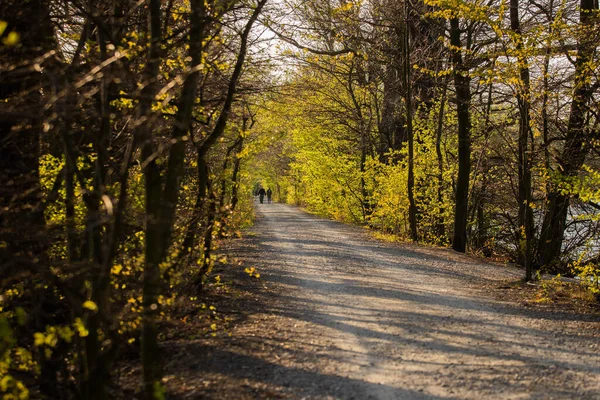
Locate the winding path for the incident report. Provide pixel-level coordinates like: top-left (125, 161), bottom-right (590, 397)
top-left (209, 202), bottom-right (600, 399)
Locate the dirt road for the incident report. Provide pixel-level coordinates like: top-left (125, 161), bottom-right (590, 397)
top-left (168, 202), bottom-right (600, 399)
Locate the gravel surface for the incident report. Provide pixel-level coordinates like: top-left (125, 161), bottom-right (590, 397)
top-left (165, 201), bottom-right (600, 399)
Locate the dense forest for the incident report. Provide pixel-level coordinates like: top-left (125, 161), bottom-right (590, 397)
top-left (0, 0), bottom-right (598, 398)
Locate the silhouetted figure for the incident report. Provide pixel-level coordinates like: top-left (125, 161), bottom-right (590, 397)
top-left (258, 187), bottom-right (266, 204)
top-left (266, 188), bottom-right (272, 203)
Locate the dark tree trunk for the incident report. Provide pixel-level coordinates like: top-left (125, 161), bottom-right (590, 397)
top-left (160, 0), bottom-right (206, 256)
top-left (450, 17), bottom-right (471, 253)
top-left (0, 0), bottom-right (55, 270)
top-left (359, 128), bottom-right (371, 221)
top-left (379, 65), bottom-right (405, 160)
top-left (510, 0), bottom-right (534, 280)
top-left (474, 77), bottom-right (493, 252)
top-left (198, 175), bottom-right (217, 286)
top-left (537, 0), bottom-right (597, 269)
top-left (179, 153), bottom-right (209, 262)
top-left (0, 1), bottom-right (60, 397)
top-left (404, 5), bottom-right (418, 242)
top-left (217, 133), bottom-right (245, 237)
top-left (84, 6), bottom-right (119, 396)
top-left (138, 0), bottom-right (164, 397)
top-left (230, 138), bottom-right (244, 212)
top-left (65, 151), bottom-right (78, 262)
top-left (435, 76), bottom-right (449, 241)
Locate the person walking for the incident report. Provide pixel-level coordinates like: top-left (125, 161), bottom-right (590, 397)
top-left (258, 187), bottom-right (266, 204)
top-left (266, 188), bottom-right (272, 204)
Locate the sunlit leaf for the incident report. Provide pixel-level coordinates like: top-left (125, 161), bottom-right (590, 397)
top-left (83, 301), bottom-right (98, 312)
top-left (2, 31), bottom-right (20, 46)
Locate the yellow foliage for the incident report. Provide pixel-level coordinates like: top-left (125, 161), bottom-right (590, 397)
top-left (2, 31), bottom-right (19, 46)
top-left (33, 333), bottom-right (44, 347)
top-left (244, 267), bottom-right (260, 279)
top-left (82, 301), bottom-right (98, 312)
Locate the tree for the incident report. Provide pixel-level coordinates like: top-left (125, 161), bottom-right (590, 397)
top-left (404, 1), bottom-right (418, 241)
top-left (537, 0), bottom-right (599, 270)
top-left (0, 0), bottom-right (271, 397)
top-left (0, 0), bottom-right (56, 279)
top-left (509, 0), bottom-right (534, 279)
top-left (449, 15), bottom-right (472, 253)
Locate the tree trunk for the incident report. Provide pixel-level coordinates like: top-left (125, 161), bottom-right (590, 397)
top-left (403, 2), bottom-right (419, 242)
top-left (404, 5), bottom-right (418, 242)
top-left (510, 0), bottom-right (534, 280)
top-left (198, 175), bottom-right (217, 286)
top-left (84, 5), bottom-right (119, 395)
top-left (0, 1), bottom-right (58, 396)
top-left (379, 65), bottom-right (404, 160)
top-left (540, 3), bottom-right (553, 263)
top-left (537, 0), bottom-right (597, 269)
top-left (450, 17), bottom-right (471, 253)
top-left (230, 138), bottom-right (244, 212)
top-left (0, 0), bottom-right (54, 272)
top-left (473, 66), bottom-right (494, 252)
top-left (435, 75), bottom-right (449, 241)
top-left (138, 0), bottom-right (164, 397)
top-left (359, 128), bottom-right (371, 222)
top-left (217, 134), bottom-right (245, 237)
top-left (64, 139), bottom-right (79, 262)
top-left (160, 0), bottom-right (206, 257)
top-left (178, 153), bottom-right (208, 264)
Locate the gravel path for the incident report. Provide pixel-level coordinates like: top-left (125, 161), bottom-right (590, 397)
top-left (199, 202), bottom-right (600, 399)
